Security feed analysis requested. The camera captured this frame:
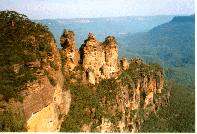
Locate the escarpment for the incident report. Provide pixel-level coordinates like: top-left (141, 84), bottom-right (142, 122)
top-left (60, 31), bottom-right (170, 133)
top-left (0, 34), bottom-right (71, 132)
top-left (24, 39), bottom-right (71, 132)
top-left (0, 11), bottom-right (170, 132)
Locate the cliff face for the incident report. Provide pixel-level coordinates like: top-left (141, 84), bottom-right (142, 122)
top-left (24, 39), bottom-right (71, 132)
top-left (121, 57), bottom-right (130, 70)
top-left (0, 35), bottom-right (71, 132)
top-left (102, 36), bottom-right (119, 78)
top-left (22, 32), bottom-right (169, 133)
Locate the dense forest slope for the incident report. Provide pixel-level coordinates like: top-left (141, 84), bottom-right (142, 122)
top-left (117, 14), bottom-right (195, 67)
top-left (116, 14), bottom-right (195, 86)
top-left (0, 11), bottom-right (195, 132)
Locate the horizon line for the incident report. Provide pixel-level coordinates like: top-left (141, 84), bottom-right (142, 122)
top-left (31, 14), bottom-right (195, 20)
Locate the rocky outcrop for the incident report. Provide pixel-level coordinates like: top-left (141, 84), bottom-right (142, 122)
top-left (78, 57), bottom-right (169, 133)
top-left (80, 33), bottom-right (119, 84)
top-left (57, 32), bottom-right (169, 133)
top-left (80, 33), bottom-right (105, 84)
top-left (102, 36), bottom-right (119, 78)
top-left (120, 57), bottom-right (130, 70)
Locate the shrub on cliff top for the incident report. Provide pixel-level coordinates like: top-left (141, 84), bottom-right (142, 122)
top-left (47, 75), bottom-right (57, 87)
top-left (102, 36), bottom-right (117, 45)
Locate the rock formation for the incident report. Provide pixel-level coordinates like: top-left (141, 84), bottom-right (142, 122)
top-left (80, 33), bottom-right (119, 84)
top-left (102, 36), bottom-right (119, 78)
top-left (120, 57), bottom-right (130, 70)
top-left (92, 58), bottom-right (168, 133)
top-left (58, 32), bottom-right (169, 133)
top-left (23, 32), bottom-right (169, 132)
top-left (60, 30), bottom-right (80, 72)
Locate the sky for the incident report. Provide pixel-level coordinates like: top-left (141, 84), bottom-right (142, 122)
top-left (0, 0), bottom-right (195, 20)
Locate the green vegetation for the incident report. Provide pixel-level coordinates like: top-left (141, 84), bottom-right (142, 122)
top-left (117, 15), bottom-right (195, 87)
top-left (47, 76), bottom-right (57, 87)
top-left (0, 10), bottom-right (194, 133)
top-left (0, 10), bottom-right (54, 102)
top-left (60, 59), bottom-right (165, 132)
top-left (117, 19), bottom-right (195, 67)
top-left (119, 58), bottom-right (164, 85)
top-left (0, 109), bottom-right (27, 132)
top-left (116, 16), bottom-right (195, 88)
top-left (60, 82), bottom-right (99, 132)
top-left (130, 109), bottom-right (137, 119)
top-left (60, 78), bottom-right (121, 132)
top-left (118, 50), bottom-right (195, 87)
top-left (73, 64), bottom-right (85, 72)
top-left (102, 36), bottom-right (117, 45)
top-left (165, 63), bottom-right (195, 86)
top-left (59, 51), bottom-right (67, 67)
top-left (140, 81), bottom-right (195, 132)
top-left (60, 76), bottom-right (132, 132)
top-left (49, 60), bottom-right (59, 71)
top-left (58, 114), bottom-right (63, 120)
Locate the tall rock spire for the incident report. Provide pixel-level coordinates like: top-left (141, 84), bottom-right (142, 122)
top-left (60, 30), bottom-right (80, 71)
top-left (102, 36), bottom-right (119, 78)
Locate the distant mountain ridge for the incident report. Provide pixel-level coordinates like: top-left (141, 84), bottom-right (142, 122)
top-left (32, 15), bottom-right (175, 48)
top-left (117, 14), bottom-right (195, 67)
top-left (170, 14), bottom-right (195, 22)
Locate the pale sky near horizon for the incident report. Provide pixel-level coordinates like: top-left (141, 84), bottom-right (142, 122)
top-left (0, 0), bottom-right (195, 20)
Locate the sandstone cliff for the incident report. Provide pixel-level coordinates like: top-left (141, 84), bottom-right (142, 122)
top-left (24, 39), bottom-right (71, 132)
top-left (0, 37), bottom-right (71, 132)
